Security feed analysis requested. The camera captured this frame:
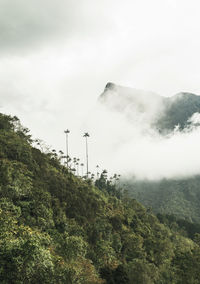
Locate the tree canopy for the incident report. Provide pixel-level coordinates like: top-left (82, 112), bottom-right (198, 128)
top-left (0, 112), bottom-right (200, 283)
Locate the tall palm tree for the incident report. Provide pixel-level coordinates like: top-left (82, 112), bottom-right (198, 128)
top-left (102, 169), bottom-right (108, 177)
top-left (76, 158), bottom-right (80, 176)
top-left (96, 165), bottom-right (100, 178)
top-left (73, 157), bottom-right (77, 168)
top-left (80, 163), bottom-right (84, 177)
top-left (76, 162), bottom-right (79, 176)
top-left (83, 132), bottom-right (90, 177)
top-left (64, 129), bottom-right (70, 167)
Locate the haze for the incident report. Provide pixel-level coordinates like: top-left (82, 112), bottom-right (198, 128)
top-left (1, 0), bottom-right (200, 179)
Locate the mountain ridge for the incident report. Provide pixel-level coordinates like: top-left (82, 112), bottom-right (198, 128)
top-left (99, 82), bottom-right (200, 133)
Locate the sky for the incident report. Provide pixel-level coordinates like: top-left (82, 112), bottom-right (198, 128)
top-left (1, 0), bottom-right (200, 179)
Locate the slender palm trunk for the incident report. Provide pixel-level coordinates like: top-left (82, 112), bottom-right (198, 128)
top-left (85, 137), bottom-right (89, 177)
top-left (83, 133), bottom-right (89, 178)
top-left (64, 130), bottom-right (70, 167)
top-left (76, 163), bottom-right (79, 176)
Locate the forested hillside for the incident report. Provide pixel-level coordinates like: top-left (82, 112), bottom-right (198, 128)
top-left (1, 113), bottom-right (200, 283)
top-left (125, 177), bottom-right (200, 223)
top-left (156, 92), bottom-right (200, 133)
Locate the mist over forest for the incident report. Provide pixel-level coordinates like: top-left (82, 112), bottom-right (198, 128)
top-left (1, 0), bottom-right (200, 283)
top-left (82, 82), bottom-right (200, 180)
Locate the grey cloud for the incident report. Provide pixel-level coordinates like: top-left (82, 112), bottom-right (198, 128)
top-left (1, 0), bottom-right (200, 181)
top-left (0, 0), bottom-right (70, 51)
top-left (0, 0), bottom-right (115, 53)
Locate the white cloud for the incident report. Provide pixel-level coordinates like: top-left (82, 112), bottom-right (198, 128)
top-left (1, 0), bottom-right (200, 179)
top-left (83, 100), bottom-right (200, 180)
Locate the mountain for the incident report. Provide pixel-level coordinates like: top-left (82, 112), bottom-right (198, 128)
top-left (1, 112), bottom-right (200, 283)
top-left (124, 176), bottom-right (200, 223)
top-left (156, 92), bottom-right (200, 133)
top-left (99, 82), bottom-right (164, 129)
top-left (99, 82), bottom-right (200, 134)
top-left (99, 83), bottom-right (200, 224)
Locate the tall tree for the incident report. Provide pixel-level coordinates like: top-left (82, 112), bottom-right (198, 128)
top-left (83, 132), bottom-right (90, 178)
top-left (76, 162), bottom-right (79, 176)
top-left (96, 165), bottom-right (100, 178)
top-left (73, 157), bottom-right (77, 169)
top-left (81, 163), bottom-right (84, 177)
top-left (64, 129), bottom-right (70, 167)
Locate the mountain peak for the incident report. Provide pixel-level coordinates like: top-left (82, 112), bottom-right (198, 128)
top-left (104, 82), bottom-right (116, 91)
top-left (99, 82), bottom-right (200, 134)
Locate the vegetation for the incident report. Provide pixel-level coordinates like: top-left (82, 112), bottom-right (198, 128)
top-left (155, 92), bottom-right (200, 133)
top-left (125, 176), bottom-right (200, 223)
top-left (1, 112), bottom-right (200, 283)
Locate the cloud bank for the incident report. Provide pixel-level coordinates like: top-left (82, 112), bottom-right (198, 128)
top-left (1, 0), bottom-right (200, 180)
top-left (82, 90), bottom-right (200, 180)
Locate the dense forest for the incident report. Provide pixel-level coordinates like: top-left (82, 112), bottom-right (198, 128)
top-left (155, 92), bottom-right (200, 133)
top-left (125, 176), bottom-right (200, 224)
top-left (1, 113), bottom-right (200, 283)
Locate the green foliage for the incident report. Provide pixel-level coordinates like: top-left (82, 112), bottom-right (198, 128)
top-left (0, 199), bottom-right (54, 284)
top-left (126, 259), bottom-right (159, 284)
top-left (126, 176), bottom-right (200, 223)
top-left (0, 112), bottom-right (200, 283)
top-left (155, 92), bottom-right (200, 133)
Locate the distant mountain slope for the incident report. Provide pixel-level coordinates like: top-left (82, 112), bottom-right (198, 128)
top-left (156, 92), bottom-right (200, 133)
top-left (100, 83), bottom-right (200, 225)
top-left (124, 176), bottom-right (200, 223)
top-left (99, 82), bottom-right (200, 134)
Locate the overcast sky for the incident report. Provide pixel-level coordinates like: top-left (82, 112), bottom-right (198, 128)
top-left (1, 0), bottom-right (200, 178)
